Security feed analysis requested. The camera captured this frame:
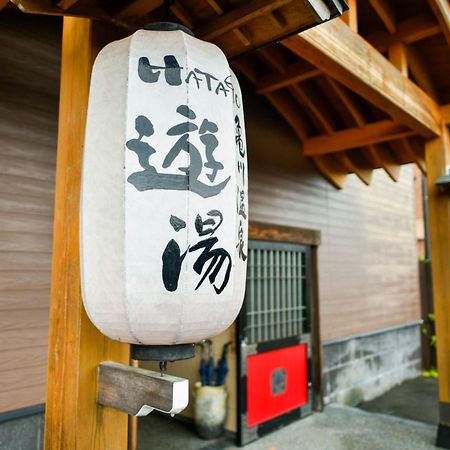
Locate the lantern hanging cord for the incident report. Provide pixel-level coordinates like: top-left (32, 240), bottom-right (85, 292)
top-left (164, 0), bottom-right (176, 21)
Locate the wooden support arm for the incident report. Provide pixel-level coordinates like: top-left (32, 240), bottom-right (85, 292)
top-left (98, 362), bottom-right (189, 416)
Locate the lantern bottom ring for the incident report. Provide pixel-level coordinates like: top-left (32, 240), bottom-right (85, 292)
top-left (131, 343), bottom-right (196, 362)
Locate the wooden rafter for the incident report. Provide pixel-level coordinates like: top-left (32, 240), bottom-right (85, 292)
top-left (303, 120), bottom-right (415, 156)
top-left (284, 18), bottom-right (442, 137)
top-left (365, 144), bottom-right (401, 182)
top-left (335, 152), bottom-right (373, 185)
top-left (390, 138), bottom-right (427, 174)
top-left (326, 77), bottom-right (401, 182)
top-left (266, 91), bottom-right (309, 141)
top-left (442, 104), bottom-right (450, 124)
top-left (312, 155), bottom-right (348, 189)
top-left (289, 84), bottom-right (335, 135)
top-left (405, 44), bottom-right (439, 100)
top-left (256, 43), bottom-right (351, 186)
top-left (369, 0), bottom-right (396, 34)
top-left (233, 57), bottom-right (310, 140)
top-left (114, 0), bottom-right (161, 21)
top-left (56, 0), bottom-right (80, 10)
top-left (171, 2), bottom-right (196, 29)
top-left (195, 0), bottom-right (292, 41)
top-left (388, 41), bottom-right (408, 77)
top-left (205, 0), bottom-right (251, 46)
top-left (365, 15), bottom-right (441, 53)
top-left (428, 0), bottom-right (450, 48)
top-left (325, 77), bottom-right (365, 127)
top-left (340, 0), bottom-right (357, 32)
top-left (256, 60), bottom-right (320, 94)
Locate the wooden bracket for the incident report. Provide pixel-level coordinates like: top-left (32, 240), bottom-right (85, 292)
top-left (97, 362), bottom-right (189, 416)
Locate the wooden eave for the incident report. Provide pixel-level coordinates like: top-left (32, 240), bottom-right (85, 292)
top-left (4, 0), bottom-right (450, 189)
top-left (8, 0), bottom-right (347, 59)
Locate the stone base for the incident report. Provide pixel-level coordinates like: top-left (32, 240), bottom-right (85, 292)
top-left (322, 322), bottom-right (422, 406)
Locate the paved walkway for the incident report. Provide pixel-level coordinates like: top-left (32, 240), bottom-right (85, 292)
top-left (359, 377), bottom-right (438, 425)
top-left (139, 404), bottom-right (438, 450)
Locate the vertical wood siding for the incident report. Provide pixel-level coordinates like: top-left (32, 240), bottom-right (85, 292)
top-left (243, 81), bottom-right (420, 341)
top-left (0, 13), bottom-right (61, 413)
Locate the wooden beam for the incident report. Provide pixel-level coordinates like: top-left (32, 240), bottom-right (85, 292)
top-left (406, 44), bottom-right (439, 100)
top-left (256, 60), bottom-right (320, 94)
top-left (171, 1), bottom-right (196, 29)
top-left (289, 84), bottom-right (335, 135)
top-left (44, 18), bottom-right (129, 450)
top-left (366, 15), bottom-right (441, 53)
top-left (325, 77), bottom-right (401, 182)
top-left (98, 362), bottom-right (188, 416)
top-left (56, 0), bottom-right (79, 10)
top-left (325, 77), bottom-right (365, 127)
top-left (266, 90), bottom-right (309, 141)
top-left (424, 125), bottom-right (450, 446)
top-left (365, 144), bottom-right (401, 181)
top-left (205, 0), bottom-right (251, 46)
top-left (390, 138), bottom-right (427, 174)
top-left (428, 0), bottom-right (450, 48)
top-left (195, 0), bottom-right (292, 41)
top-left (114, 0), bottom-right (161, 21)
top-left (335, 152), bottom-right (373, 185)
top-left (284, 18), bottom-right (442, 137)
top-left (340, 0), bottom-right (357, 32)
top-left (369, 0), bottom-right (396, 33)
top-left (303, 120), bottom-right (415, 156)
top-left (388, 41), bottom-right (408, 76)
top-left (442, 104), bottom-right (450, 124)
top-left (312, 155), bottom-right (348, 189)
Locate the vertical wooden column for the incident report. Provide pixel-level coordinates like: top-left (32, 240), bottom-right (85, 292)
top-left (425, 124), bottom-right (450, 448)
top-left (45, 18), bottom-right (130, 450)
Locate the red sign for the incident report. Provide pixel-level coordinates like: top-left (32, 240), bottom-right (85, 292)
top-left (247, 344), bottom-right (308, 427)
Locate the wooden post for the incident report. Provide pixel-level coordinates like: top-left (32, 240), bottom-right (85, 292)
top-left (425, 124), bottom-right (450, 448)
top-left (44, 18), bottom-right (130, 450)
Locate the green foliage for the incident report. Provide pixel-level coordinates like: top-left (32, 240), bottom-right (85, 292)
top-left (422, 368), bottom-right (438, 378)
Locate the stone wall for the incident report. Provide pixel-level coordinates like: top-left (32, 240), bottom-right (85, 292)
top-left (0, 407), bottom-right (44, 450)
top-left (323, 322), bottom-right (422, 406)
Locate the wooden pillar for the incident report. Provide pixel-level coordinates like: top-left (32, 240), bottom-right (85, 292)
top-left (425, 124), bottom-right (450, 448)
top-left (44, 18), bottom-right (130, 450)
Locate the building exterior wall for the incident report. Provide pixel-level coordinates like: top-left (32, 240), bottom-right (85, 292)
top-left (243, 83), bottom-right (421, 342)
top-left (0, 13), bottom-right (60, 414)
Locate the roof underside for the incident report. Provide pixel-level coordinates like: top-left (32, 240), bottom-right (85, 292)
top-left (3, 0), bottom-right (449, 188)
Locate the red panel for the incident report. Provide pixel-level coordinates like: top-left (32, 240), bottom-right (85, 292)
top-left (247, 344), bottom-right (308, 427)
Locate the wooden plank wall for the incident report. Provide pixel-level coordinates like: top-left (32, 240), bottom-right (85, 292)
top-left (242, 80), bottom-right (421, 341)
top-left (0, 13), bottom-right (61, 413)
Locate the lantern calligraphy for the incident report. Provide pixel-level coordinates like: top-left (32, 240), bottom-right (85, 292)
top-left (80, 24), bottom-right (248, 347)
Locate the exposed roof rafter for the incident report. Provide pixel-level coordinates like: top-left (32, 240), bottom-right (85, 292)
top-left (428, 0), bottom-right (450, 48)
top-left (284, 18), bottom-right (442, 137)
top-left (303, 120), bottom-right (415, 156)
top-left (369, 0), bottom-right (396, 34)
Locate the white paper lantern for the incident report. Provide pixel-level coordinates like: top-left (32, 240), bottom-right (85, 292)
top-left (81, 25), bottom-right (248, 346)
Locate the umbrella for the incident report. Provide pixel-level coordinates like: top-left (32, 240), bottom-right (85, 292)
top-left (215, 342), bottom-right (231, 386)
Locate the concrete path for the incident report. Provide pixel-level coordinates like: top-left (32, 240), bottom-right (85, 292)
top-left (138, 404), bottom-right (438, 450)
top-left (359, 377), bottom-right (438, 425)
top-left (242, 405), bottom-right (437, 450)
